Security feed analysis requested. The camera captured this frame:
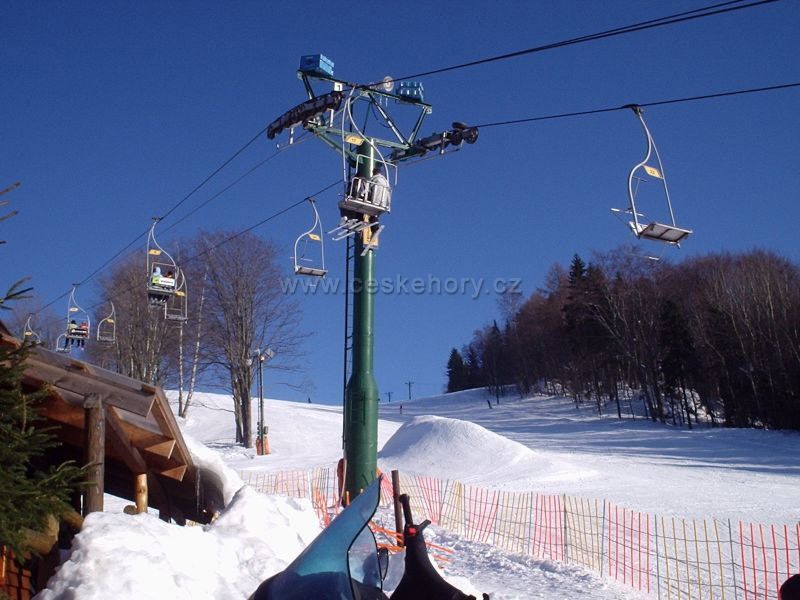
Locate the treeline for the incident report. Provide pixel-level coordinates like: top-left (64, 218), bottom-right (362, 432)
top-left (446, 248), bottom-right (800, 430)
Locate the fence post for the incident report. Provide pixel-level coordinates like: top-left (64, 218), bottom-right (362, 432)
top-left (391, 470), bottom-right (403, 547)
top-left (728, 519), bottom-right (740, 600)
top-left (600, 500), bottom-right (607, 577)
top-left (656, 514), bottom-right (662, 600)
top-left (563, 494), bottom-right (569, 564)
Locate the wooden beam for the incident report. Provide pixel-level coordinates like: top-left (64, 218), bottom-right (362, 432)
top-left (104, 407), bottom-right (148, 474)
top-left (83, 394), bottom-right (105, 515)
top-left (143, 439), bottom-right (175, 459)
top-left (158, 465), bottom-right (188, 480)
top-left (23, 361), bottom-right (155, 417)
top-left (134, 474), bottom-right (148, 514)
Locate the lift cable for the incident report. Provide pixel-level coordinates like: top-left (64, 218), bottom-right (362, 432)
top-left (471, 81), bottom-right (800, 130)
top-left (31, 179), bottom-right (343, 332)
top-left (33, 126), bottom-right (301, 315)
top-left (161, 131), bottom-right (313, 235)
top-left (159, 126), bottom-right (268, 222)
top-left (26, 0), bottom-right (790, 314)
top-left (371, 0), bottom-right (784, 88)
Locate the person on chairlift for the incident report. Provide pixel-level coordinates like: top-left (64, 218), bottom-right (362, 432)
top-left (151, 265), bottom-right (162, 287)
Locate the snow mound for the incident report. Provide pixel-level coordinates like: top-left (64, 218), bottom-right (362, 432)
top-left (37, 487), bottom-right (320, 600)
top-left (378, 415), bottom-right (542, 483)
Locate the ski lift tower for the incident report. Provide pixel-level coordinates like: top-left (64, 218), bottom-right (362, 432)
top-left (268, 55), bottom-right (478, 499)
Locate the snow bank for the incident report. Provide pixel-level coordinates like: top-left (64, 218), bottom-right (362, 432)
top-left (36, 487), bottom-right (321, 600)
top-left (378, 415), bottom-right (545, 484)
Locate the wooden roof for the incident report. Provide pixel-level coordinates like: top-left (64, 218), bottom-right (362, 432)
top-left (0, 327), bottom-right (223, 524)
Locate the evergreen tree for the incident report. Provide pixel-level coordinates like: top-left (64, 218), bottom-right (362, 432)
top-left (445, 348), bottom-right (468, 393)
top-left (0, 340), bottom-right (85, 557)
top-left (463, 343), bottom-right (483, 390)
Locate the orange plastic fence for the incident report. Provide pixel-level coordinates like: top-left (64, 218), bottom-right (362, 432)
top-left (239, 467), bottom-right (799, 600)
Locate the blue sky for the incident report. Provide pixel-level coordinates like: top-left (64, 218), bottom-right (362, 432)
top-left (2, 1), bottom-right (798, 404)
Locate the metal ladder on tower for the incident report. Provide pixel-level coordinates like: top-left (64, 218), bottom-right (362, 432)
top-left (342, 234), bottom-right (355, 406)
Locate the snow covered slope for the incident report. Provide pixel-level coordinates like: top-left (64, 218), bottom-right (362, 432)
top-left (36, 389), bottom-right (798, 599)
top-left (378, 389), bottom-right (800, 523)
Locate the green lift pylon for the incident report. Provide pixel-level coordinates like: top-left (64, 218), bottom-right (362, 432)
top-left (267, 54), bottom-right (479, 500)
top-left (343, 142), bottom-right (380, 496)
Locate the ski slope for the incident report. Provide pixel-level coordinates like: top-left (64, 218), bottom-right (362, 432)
top-left (36, 389), bottom-right (799, 599)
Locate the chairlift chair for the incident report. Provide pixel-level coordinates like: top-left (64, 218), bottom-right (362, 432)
top-left (22, 315), bottom-right (41, 344)
top-left (293, 198), bottom-right (327, 277)
top-left (96, 302), bottom-right (116, 343)
top-left (62, 286), bottom-right (90, 349)
top-left (164, 269), bottom-right (188, 322)
top-left (612, 105), bottom-right (692, 245)
top-left (147, 218), bottom-right (181, 306)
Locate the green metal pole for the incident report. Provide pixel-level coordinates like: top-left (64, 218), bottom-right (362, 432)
top-left (343, 141), bottom-right (380, 500)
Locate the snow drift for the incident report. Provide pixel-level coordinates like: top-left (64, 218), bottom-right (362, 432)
top-left (36, 487), bottom-right (321, 600)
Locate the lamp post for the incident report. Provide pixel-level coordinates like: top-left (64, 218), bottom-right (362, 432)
top-left (252, 347), bottom-right (275, 455)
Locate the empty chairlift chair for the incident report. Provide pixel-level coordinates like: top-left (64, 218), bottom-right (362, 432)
top-left (293, 198), bottom-right (327, 277)
top-left (612, 105), bottom-right (692, 245)
top-left (96, 302), bottom-right (116, 343)
top-left (164, 270), bottom-right (188, 322)
top-left (22, 315), bottom-right (41, 345)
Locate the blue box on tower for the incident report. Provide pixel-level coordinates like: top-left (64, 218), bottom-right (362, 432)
top-left (397, 81), bottom-right (424, 103)
top-left (298, 54), bottom-right (335, 78)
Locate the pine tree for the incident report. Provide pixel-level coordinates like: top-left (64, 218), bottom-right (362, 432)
top-left (0, 340), bottom-right (85, 557)
top-left (445, 348), bottom-right (467, 393)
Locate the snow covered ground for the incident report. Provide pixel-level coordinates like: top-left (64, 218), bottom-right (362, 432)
top-left (36, 389), bottom-right (799, 599)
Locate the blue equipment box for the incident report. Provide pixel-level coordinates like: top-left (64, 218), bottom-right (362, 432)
top-left (398, 81), bottom-right (424, 102)
top-left (299, 54), bottom-right (334, 77)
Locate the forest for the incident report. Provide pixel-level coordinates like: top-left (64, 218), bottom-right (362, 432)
top-left (446, 247), bottom-right (800, 430)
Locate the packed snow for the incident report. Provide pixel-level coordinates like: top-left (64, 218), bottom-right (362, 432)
top-left (35, 389), bottom-right (799, 599)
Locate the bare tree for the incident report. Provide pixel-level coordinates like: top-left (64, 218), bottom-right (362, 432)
top-left (89, 254), bottom-right (178, 385)
top-left (192, 231), bottom-right (305, 447)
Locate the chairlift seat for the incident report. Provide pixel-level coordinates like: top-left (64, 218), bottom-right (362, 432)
top-left (295, 266), bottom-right (327, 277)
top-left (66, 327), bottom-right (89, 340)
top-left (629, 221), bottom-right (692, 244)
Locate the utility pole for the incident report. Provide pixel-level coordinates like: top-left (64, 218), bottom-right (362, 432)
top-left (405, 380), bottom-right (414, 401)
top-left (385, 391), bottom-right (392, 403)
top-left (252, 348), bottom-right (274, 455)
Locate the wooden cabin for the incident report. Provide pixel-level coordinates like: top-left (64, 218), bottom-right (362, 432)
top-left (0, 322), bottom-right (223, 598)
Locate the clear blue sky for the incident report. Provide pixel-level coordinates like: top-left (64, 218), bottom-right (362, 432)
top-left (2, 1), bottom-right (798, 403)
